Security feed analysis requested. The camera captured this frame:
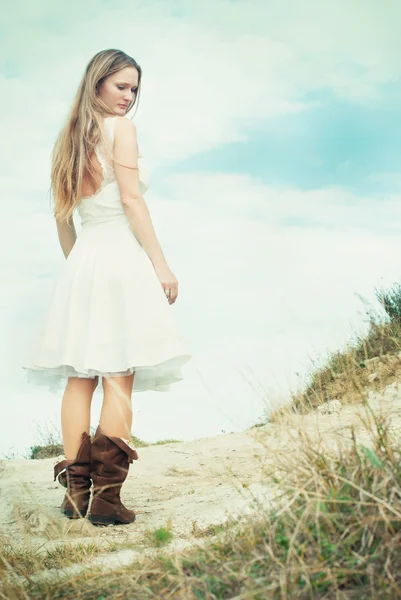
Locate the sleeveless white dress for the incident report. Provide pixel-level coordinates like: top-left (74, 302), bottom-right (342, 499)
top-left (22, 116), bottom-right (192, 393)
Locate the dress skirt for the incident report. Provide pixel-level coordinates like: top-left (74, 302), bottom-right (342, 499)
top-left (22, 215), bottom-right (192, 393)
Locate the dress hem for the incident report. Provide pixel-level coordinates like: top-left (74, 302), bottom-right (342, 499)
top-left (22, 354), bottom-right (191, 394)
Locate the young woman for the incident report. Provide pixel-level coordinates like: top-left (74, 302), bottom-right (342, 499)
top-left (22, 49), bottom-right (192, 526)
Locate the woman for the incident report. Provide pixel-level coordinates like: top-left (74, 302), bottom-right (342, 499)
top-left (22, 49), bottom-right (192, 526)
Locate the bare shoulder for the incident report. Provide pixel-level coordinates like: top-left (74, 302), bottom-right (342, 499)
top-left (113, 117), bottom-right (139, 162)
top-left (114, 116), bottom-right (137, 135)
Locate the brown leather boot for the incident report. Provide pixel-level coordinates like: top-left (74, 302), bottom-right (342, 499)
top-left (88, 424), bottom-right (139, 526)
top-left (53, 431), bottom-right (92, 519)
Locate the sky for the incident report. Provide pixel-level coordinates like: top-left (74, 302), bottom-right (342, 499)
top-left (1, 0), bottom-right (401, 458)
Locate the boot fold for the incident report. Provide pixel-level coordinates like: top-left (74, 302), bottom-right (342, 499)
top-left (54, 457), bottom-right (74, 486)
top-left (105, 435), bottom-right (139, 462)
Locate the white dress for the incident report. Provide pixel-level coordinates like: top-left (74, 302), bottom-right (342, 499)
top-left (22, 116), bottom-right (192, 393)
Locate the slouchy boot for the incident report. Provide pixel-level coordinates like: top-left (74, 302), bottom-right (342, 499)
top-left (53, 431), bottom-right (92, 519)
top-left (88, 425), bottom-right (139, 526)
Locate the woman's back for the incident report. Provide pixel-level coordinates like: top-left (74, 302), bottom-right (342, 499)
top-left (77, 116), bottom-right (150, 227)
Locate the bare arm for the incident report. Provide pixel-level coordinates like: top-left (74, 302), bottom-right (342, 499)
top-left (113, 117), bottom-right (168, 269)
top-left (56, 217), bottom-right (77, 258)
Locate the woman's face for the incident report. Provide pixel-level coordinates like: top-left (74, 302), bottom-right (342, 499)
top-left (97, 66), bottom-right (139, 116)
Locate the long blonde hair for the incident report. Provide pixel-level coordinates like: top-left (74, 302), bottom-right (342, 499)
top-left (50, 49), bottom-right (142, 224)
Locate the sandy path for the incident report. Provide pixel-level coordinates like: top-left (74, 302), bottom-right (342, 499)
top-left (0, 426), bottom-right (273, 548)
top-left (1, 381), bottom-right (400, 585)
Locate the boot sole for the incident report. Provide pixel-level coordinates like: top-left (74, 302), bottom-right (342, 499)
top-left (88, 514), bottom-right (136, 526)
top-left (63, 508), bottom-right (88, 519)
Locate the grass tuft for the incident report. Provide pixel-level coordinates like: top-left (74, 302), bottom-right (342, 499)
top-left (144, 519), bottom-right (174, 547)
top-left (282, 283), bottom-right (401, 415)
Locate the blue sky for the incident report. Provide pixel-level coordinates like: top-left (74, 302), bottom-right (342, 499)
top-left (170, 85), bottom-right (401, 196)
top-left (1, 0), bottom-right (401, 457)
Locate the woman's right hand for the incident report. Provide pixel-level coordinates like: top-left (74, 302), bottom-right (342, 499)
top-left (153, 263), bottom-right (178, 304)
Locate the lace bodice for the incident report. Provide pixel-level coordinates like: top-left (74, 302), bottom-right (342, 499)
top-left (77, 116), bottom-right (150, 226)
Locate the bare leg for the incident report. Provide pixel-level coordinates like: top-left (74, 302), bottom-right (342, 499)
top-left (61, 376), bottom-right (99, 459)
top-left (99, 373), bottom-right (135, 438)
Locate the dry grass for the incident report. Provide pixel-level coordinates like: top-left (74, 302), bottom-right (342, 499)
top-left (0, 540), bottom-right (125, 577)
top-left (271, 284), bottom-right (401, 419)
top-left (165, 466), bottom-right (199, 477)
top-left (1, 405), bottom-right (400, 599)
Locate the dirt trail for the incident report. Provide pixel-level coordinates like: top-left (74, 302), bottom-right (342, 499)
top-left (1, 381), bottom-right (400, 585)
top-left (0, 426), bottom-right (273, 547)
